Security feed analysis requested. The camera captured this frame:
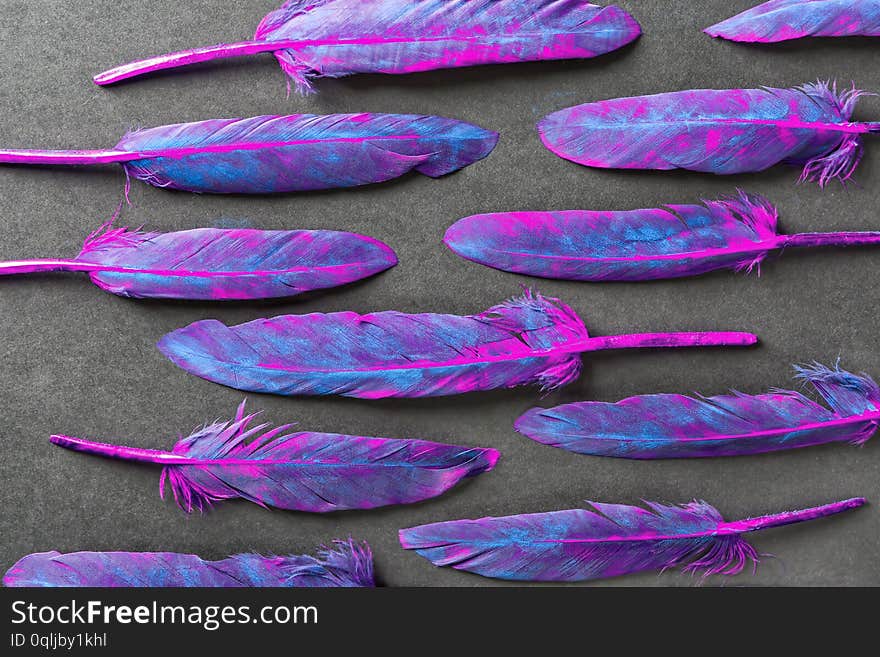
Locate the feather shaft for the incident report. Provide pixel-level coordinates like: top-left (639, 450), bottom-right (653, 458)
top-left (719, 498), bottom-right (866, 533)
top-left (94, 40), bottom-right (292, 85)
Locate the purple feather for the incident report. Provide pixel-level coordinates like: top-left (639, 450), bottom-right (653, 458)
top-left (0, 223), bottom-right (396, 300)
top-left (3, 540), bottom-right (374, 587)
top-left (538, 81), bottom-right (880, 186)
top-left (0, 113), bottom-right (498, 194)
top-left (516, 362), bottom-right (880, 459)
top-left (156, 290), bottom-right (757, 399)
top-left (444, 191), bottom-right (880, 282)
top-left (399, 498), bottom-right (865, 582)
top-left (50, 401), bottom-right (499, 512)
top-left (94, 0), bottom-right (642, 93)
top-left (707, 0), bottom-right (880, 42)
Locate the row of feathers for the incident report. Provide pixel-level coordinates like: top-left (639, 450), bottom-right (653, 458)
top-left (5, 0), bottom-right (877, 586)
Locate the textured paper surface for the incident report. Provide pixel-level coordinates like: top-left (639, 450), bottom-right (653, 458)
top-left (0, 0), bottom-right (876, 586)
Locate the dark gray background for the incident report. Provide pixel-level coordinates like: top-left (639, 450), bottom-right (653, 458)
top-left (0, 1), bottom-right (877, 587)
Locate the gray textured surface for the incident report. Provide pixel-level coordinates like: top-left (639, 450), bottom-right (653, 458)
top-left (0, 1), bottom-right (877, 587)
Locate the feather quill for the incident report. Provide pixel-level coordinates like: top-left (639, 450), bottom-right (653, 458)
top-left (444, 191), bottom-right (880, 281)
top-left (399, 497), bottom-right (865, 582)
top-left (516, 362), bottom-right (880, 458)
top-left (0, 113), bottom-right (498, 194)
top-left (3, 540), bottom-right (374, 587)
top-left (0, 223), bottom-right (396, 300)
top-left (157, 290), bottom-right (757, 399)
top-left (538, 81), bottom-right (880, 186)
top-left (93, 0), bottom-right (642, 94)
top-left (50, 401), bottom-right (499, 512)
top-left (706, 0), bottom-right (880, 42)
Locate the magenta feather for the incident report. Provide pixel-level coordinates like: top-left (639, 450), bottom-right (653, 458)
top-left (516, 362), bottom-right (880, 459)
top-left (4, 540), bottom-right (374, 587)
top-left (444, 191), bottom-right (880, 282)
top-left (707, 0), bottom-right (880, 42)
top-left (94, 0), bottom-right (642, 94)
top-left (0, 113), bottom-right (497, 194)
top-left (157, 290), bottom-right (757, 399)
top-left (0, 223), bottom-right (396, 300)
top-left (538, 81), bottom-right (880, 186)
top-left (399, 498), bottom-right (865, 582)
top-left (50, 401), bottom-right (499, 513)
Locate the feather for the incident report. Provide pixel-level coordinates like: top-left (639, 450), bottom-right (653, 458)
top-left (93, 1), bottom-right (642, 94)
top-left (706, 0), bottom-right (880, 42)
top-left (444, 190), bottom-right (880, 282)
top-left (0, 113), bottom-right (498, 194)
top-left (50, 401), bottom-right (499, 512)
top-left (3, 540), bottom-right (374, 587)
top-left (399, 497), bottom-right (865, 582)
top-left (537, 80), bottom-right (880, 187)
top-left (515, 362), bottom-right (880, 459)
top-left (156, 290), bottom-right (757, 399)
top-left (0, 223), bottom-right (396, 300)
